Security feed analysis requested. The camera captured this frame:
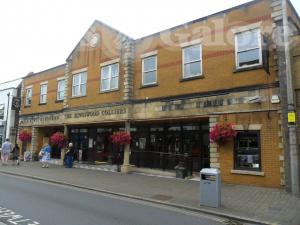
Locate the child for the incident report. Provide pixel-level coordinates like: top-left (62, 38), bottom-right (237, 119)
top-left (11, 143), bottom-right (20, 166)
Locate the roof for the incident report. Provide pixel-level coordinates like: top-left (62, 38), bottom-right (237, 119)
top-left (0, 78), bottom-right (22, 91)
top-left (66, 20), bottom-right (133, 60)
top-left (25, 63), bottom-right (66, 79)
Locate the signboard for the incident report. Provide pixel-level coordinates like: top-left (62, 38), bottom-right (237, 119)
top-left (19, 106), bottom-right (128, 126)
top-left (288, 112), bottom-right (296, 124)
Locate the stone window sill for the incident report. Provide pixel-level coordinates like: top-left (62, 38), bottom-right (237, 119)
top-left (180, 75), bottom-right (204, 82)
top-left (231, 169), bottom-right (265, 176)
top-left (139, 83), bottom-right (158, 89)
top-left (233, 65), bottom-right (263, 73)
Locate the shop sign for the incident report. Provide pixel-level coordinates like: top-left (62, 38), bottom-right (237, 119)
top-left (19, 114), bottom-right (62, 126)
top-left (19, 107), bottom-right (128, 126)
top-left (64, 107), bottom-right (127, 119)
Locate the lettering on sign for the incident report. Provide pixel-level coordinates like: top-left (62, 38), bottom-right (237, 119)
top-left (65, 108), bottom-right (127, 119)
top-left (19, 107), bottom-right (127, 126)
top-left (0, 206), bottom-right (40, 225)
top-left (20, 114), bottom-right (60, 125)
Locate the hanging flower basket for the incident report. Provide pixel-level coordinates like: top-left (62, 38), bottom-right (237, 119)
top-left (209, 123), bottom-right (237, 144)
top-left (19, 130), bottom-right (32, 143)
top-left (50, 132), bottom-right (68, 148)
top-left (110, 131), bottom-right (132, 146)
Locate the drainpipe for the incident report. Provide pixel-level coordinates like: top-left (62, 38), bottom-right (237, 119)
top-left (282, 0), bottom-right (300, 196)
top-left (4, 92), bottom-right (10, 140)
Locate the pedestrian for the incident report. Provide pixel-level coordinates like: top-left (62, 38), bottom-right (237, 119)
top-left (39, 143), bottom-right (51, 168)
top-left (1, 138), bottom-right (12, 165)
top-left (65, 142), bottom-right (74, 168)
top-left (11, 143), bottom-right (20, 166)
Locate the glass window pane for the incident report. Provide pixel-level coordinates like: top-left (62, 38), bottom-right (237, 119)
top-left (41, 85), bottom-right (47, 94)
top-left (111, 64), bottom-right (119, 77)
top-left (73, 86), bottom-right (79, 96)
top-left (101, 66), bottom-right (110, 79)
top-left (238, 49), bottom-right (260, 67)
top-left (144, 56), bottom-right (156, 71)
top-left (27, 89), bottom-right (32, 98)
top-left (73, 75), bottom-right (79, 85)
top-left (81, 72), bottom-right (87, 84)
top-left (143, 71), bottom-right (156, 84)
top-left (184, 45), bottom-right (201, 63)
top-left (110, 77), bottom-right (118, 89)
top-left (80, 84), bottom-right (86, 96)
top-left (101, 79), bottom-right (110, 91)
top-left (58, 91), bottom-right (63, 100)
top-left (184, 61), bottom-right (201, 77)
top-left (235, 131), bottom-right (260, 170)
top-left (237, 29), bottom-right (259, 51)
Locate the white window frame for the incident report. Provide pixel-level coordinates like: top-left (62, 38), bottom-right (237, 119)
top-left (57, 79), bottom-right (65, 101)
top-left (234, 28), bottom-right (262, 69)
top-left (100, 63), bottom-right (119, 92)
top-left (182, 44), bottom-right (202, 78)
top-left (39, 83), bottom-right (48, 104)
top-left (142, 55), bottom-right (157, 86)
top-left (25, 87), bottom-right (32, 106)
top-left (72, 72), bottom-right (87, 97)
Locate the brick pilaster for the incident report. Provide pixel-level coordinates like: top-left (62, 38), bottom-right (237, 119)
top-left (63, 62), bottom-right (71, 109)
top-left (209, 115), bottom-right (220, 168)
top-left (122, 38), bottom-right (134, 101)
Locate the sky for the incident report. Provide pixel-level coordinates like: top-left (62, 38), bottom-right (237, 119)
top-left (0, 0), bottom-right (299, 84)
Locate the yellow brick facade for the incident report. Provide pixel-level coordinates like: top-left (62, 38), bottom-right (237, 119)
top-left (18, 0), bottom-right (300, 188)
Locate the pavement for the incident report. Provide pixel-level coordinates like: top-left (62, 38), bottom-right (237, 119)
top-left (0, 161), bottom-right (299, 225)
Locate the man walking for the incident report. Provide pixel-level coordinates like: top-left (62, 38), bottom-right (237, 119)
top-left (1, 138), bottom-right (12, 165)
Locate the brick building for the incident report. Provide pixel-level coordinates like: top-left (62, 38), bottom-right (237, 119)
top-left (19, 0), bottom-right (300, 189)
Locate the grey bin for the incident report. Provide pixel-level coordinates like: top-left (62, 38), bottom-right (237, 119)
top-left (200, 168), bottom-right (221, 208)
top-left (174, 162), bottom-right (186, 179)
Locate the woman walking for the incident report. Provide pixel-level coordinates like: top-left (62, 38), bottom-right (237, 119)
top-left (40, 143), bottom-right (51, 168)
top-left (11, 143), bottom-right (20, 166)
top-left (65, 143), bottom-right (74, 168)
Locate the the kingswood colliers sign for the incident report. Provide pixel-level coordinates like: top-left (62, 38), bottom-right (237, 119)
top-left (19, 107), bottom-right (128, 126)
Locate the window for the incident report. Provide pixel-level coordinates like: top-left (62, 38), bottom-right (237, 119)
top-left (234, 131), bottom-right (261, 171)
top-left (142, 56), bottom-right (157, 86)
top-left (40, 83), bottom-right (48, 104)
top-left (57, 79), bottom-right (65, 101)
top-left (25, 87), bottom-right (32, 106)
top-left (182, 44), bottom-right (202, 78)
top-left (0, 104), bottom-right (4, 120)
top-left (100, 63), bottom-right (119, 91)
top-left (235, 29), bottom-right (262, 69)
top-left (72, 72), bottom-right (87, 97)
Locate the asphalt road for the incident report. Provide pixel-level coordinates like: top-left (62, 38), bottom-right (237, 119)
top-left (0, 174), bottom-right (226, 225)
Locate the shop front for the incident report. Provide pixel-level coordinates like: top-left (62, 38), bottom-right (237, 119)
top-left (129, 121), bottom-right (210, 174)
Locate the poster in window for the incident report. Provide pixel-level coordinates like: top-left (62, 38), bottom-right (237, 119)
top-left (139, 138), bottom-right (146, 150)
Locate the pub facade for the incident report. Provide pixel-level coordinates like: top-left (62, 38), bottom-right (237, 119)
top-left (19, 0), bottom-right (300, 188)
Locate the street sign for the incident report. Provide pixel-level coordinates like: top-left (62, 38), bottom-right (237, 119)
top-left (288, 112), bottom-right (296, 124)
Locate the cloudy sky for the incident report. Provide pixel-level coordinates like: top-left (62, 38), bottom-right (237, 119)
top-left (0, 0), bottom-right (299, 83)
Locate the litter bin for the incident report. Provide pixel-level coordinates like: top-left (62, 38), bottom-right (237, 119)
top-left (174, 162), bottom-right (186, 179)
top-left (200, 168), bottom-right (221, 208)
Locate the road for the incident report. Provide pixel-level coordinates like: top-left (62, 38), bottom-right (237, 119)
top-left (0, 174), bottom-right (226, 225)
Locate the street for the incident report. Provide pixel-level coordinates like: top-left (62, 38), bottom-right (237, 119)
top-left (0, 174), bottom-right (225, 225)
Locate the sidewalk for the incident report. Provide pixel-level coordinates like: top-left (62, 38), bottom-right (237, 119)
top-left (0, 162), bottom-right (299, 225)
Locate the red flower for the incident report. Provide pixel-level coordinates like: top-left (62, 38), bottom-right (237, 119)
top-left (50, 132), bottom-right (68, 148)
top-left (19, 130), bottom-right (32, 142)
top-left (209, 123), bottom-right (237, 144)
top-left (110, 131), bottom-right (132, 145)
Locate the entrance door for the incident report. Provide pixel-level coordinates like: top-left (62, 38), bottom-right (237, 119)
top-left (70, 128), bottom-right (89, 162)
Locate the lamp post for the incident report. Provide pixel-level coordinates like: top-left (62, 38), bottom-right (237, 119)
top-left (4, 92), bottom-right (10, 141)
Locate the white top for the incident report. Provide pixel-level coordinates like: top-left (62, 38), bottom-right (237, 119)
top-left (200, 168), bottom-right (220, 174)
